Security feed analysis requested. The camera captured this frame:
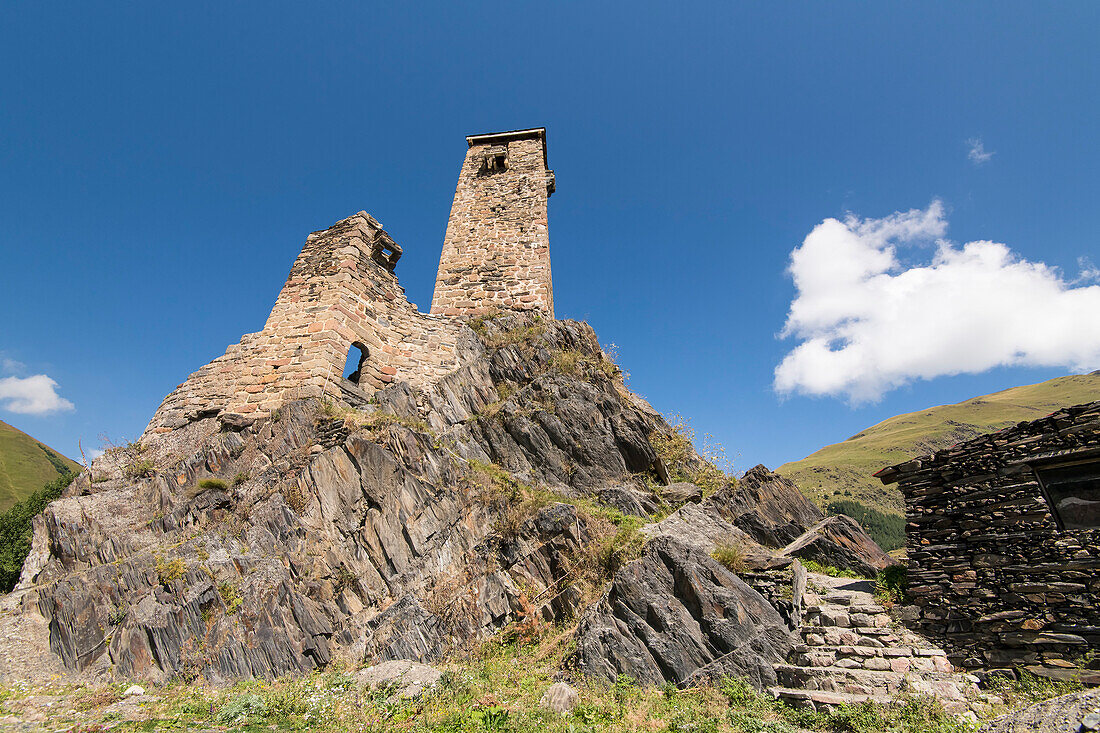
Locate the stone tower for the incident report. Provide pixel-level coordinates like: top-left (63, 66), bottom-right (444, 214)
top-left (431, 128), bottom-right (555, 317)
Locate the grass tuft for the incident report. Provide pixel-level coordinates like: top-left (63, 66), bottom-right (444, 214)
top-left (711, 542), bottom-right (747, 573)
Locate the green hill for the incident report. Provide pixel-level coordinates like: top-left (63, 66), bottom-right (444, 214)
top-left (0, 420), bottom-right (80, 512)
top-left (776, 372), bottom-right (1100, 547)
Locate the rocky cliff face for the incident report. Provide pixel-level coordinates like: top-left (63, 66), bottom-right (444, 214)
top-left (5, 314), bottom-right (890, 689)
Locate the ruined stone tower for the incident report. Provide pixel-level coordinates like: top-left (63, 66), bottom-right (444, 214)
top-left (144, 129), bottom-right (553, 437)
top-left (431, 128), bottom-right (555, 317)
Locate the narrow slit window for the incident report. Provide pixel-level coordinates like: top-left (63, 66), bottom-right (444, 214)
top-left (344, 343), bottom-right (369, 385)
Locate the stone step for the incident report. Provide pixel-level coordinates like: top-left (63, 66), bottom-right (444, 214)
top-left (797, 634), bottom-right (948, 655)
top-left (801, 630), bottom-right (896, 649)
top-left (820, 593), bottom-right (855, 606)
top-left (775, 663), bottom-right (911, 696)
top-left (769, 686), bottom-right (892, 712)
top-left (800, 624), bottom-right (898, 637)
top-left (802, 608), bottom-right (892, 629)
top-left (791, 648), bottom-right (953, 673)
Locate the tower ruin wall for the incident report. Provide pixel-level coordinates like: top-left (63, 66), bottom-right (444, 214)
top-left (145, 129), bottom-right (555, 439)
top-left (144, 212), bottom-right (466, 436)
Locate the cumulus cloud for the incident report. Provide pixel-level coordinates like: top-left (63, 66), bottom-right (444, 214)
top-left (0, 374), bottom-right (75, 415)
top-left (967, 137), bottom-right (994, 164)
top-left (775, 201), bottom-right (1100, 403)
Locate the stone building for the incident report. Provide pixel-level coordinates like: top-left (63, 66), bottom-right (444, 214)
top-left (875, 400), bottom-right (1100, 677)
top-left (431, 128), bottom-right (555, 317)
top-left (144, 129), bottom-right (554, 437)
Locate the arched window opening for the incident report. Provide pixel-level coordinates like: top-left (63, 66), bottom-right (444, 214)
top-left (344, 343), bottom-right (369, 385)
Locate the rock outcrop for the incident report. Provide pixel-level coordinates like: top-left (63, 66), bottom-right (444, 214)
top-left (1, 310), bottom-right (899, 700)
top-left (573, 536), bottom-right (793, 689)
top-left (980, 689), bottom-right (1100, 733)
top-left (716, 465), bottom-right (827, 547)
top-left (779, 515), bottom-right (898, 577)
top-left (9, 316), bottom-right (664, 681)
top-left (6, 314), bottom-right (834, 690)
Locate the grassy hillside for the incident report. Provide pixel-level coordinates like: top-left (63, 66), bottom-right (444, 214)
top-left (777, 372), bottom-right (1100, 533)
top-left (0, 420), bottom-right (80, 512)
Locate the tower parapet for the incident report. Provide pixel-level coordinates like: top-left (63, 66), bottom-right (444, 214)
top-left (431, 128), bottom-right (555, 317)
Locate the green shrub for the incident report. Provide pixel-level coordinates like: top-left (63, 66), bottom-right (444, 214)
top-left (875, 564), bottom-right (908, 604)
top-left (123, 457), bottom-right (156, 480)
top-left (198, 478), bottom-right (228, 491)
top-left (650, 417), bottom-right (732, 495)
top-left (216, 692), bottom-right (267, 724)
top-left (0, 471), bottom-right (75, 591)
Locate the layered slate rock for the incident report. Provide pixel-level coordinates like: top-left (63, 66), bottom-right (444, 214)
top-left (10, 316), bottom-right (689, 682)
top-left (573, 536), bottom-right (794, 689)
top-left (980, 689), bottom-right (1100, 733)
top-left (779, 515), bottom-right (898, 577)
top-left (716, 465), bottom-right (826, 547)
top-left (639, 465), bottom-right (890, 575)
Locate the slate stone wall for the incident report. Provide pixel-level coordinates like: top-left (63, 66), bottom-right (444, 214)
top-left (144, 212), bottom-right (466, 436)
top-left (877, 401), bottom-right (1100, 671)
top-left (431, 129), bottom-right (555, 317)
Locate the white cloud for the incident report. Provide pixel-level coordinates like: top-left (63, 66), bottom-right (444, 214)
top-left (967, 137), bottom-right (994, 164)
top-left (775, 201), bottom-right (1100, 403)
top-left (0, 374), bottom-right (75, 415)
top-left (1077, 257), bottom-right (1100, 284)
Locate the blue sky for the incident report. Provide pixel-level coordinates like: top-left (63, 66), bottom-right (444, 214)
top-left (2, 2), bottom-right (1098, 472)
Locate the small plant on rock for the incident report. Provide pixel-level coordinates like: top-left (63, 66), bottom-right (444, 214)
top-left (711, 542), bottom-right (747, 573)
top-left (123, 457), bottom-right (156, 480)
top-left (154, 554), bottom-right (187, 586)
top-left (218, 581), bottom-right (242, 614)
top-left (650, 416), bottom-right (733, 496)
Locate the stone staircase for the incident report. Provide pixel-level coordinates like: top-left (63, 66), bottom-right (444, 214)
top-left (769, 573), bottom-right (980, 713)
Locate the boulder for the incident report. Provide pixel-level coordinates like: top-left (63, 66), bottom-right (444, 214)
top-left (541, 682), bottom-right (580, 714)
top-left (357, 660), bottom-right (442, 699)
top-left (597, 485), bottom-right (658, 517)
top-left (641, 502), bottom-right (764, 558)
top-left (779, 515), bottom-right (897, 577)
top-left (660, 482), bottom-right (703, 506)
top-left (573, 536), bottom-right (793, 689)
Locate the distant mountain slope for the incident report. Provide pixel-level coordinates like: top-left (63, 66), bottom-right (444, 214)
top-left (0, 420), bottom-right (80, 511)
top-left (777, 372), bottom-right (1100, 520)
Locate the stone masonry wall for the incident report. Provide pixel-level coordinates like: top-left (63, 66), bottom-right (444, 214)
top-left (876, 402), bottom-right (1100, 673)
top-left (144, 212), bottom-right (466, 436)
top-left (431, 129), bottom-right (554, 317)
